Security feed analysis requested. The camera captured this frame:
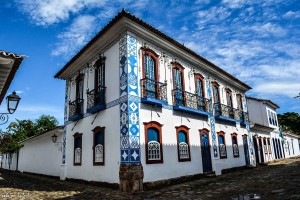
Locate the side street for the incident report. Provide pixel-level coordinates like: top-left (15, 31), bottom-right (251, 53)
top-left (0, 157), bottom-right (299, 199)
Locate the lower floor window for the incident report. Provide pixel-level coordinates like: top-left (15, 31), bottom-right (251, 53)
top-left (144, 121), bottom-right (163, 164)
top-left (218, 131), bottom-right (227, 159)
top-left (95, 144), bottom-right (104, 163)
top-left (74, 148), bottom-right (81, 164)
top-left (148, 141), bottom-right (161, 160)
top-left (73, 133), bottom-right (82, 165)
top-left (179, 142), bottom-right (189, 159)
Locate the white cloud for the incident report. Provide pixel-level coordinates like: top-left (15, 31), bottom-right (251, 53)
top-left (283, 11), bottom-right (300, 19)
top-left (51, 15), bottom-right (97, 57)
top-left (17, 0), bottom-right (107, 26)
top-left (252, 82), bottom-right (300, 98)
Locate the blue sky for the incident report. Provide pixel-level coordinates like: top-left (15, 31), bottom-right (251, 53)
top-left (0, 0), bottom-right (299, 128)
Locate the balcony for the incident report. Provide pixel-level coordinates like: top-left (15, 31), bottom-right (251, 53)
top-left (239, 111), bottom-right (249, 124)
top-left (214, 103), bottom-right (240, 123)
top-left (172, 89), bottom-right (212, 117)
top-left (140, 78), bottom-right (168, 106)
top-left (69, 99), bottom-right (84, 121)
top-left (86, 86), bottom-right (106, 114)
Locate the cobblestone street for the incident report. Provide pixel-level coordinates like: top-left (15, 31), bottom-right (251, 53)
top-left (0, 157), bottom-right (299, 199)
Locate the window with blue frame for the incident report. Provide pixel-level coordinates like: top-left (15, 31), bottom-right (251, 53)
top-left (218, 131), bottom-right (227, 159)
top-left (144, 121), bottom-right (163, 164)
top-left (231, 134), bottom-right (239, 157)
top-left (172, 62), bottom-right (185, 106)
top-left (194, 73), bottom-right (205, 111)
top-left (94, 56), bottom-right (105, 104)
top-left (93, 126), bottom-right (105, 165)
top-left (142, 49), bottom-right (159, 99)
top-left (176, 125), bottom-right (191, 162)
top-left (73, 133), bottom-right (82, 166)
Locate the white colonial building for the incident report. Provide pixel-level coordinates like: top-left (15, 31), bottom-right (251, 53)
top-left (247, 97), bottom-right (300, 163)
top-left (2, 10), bottom-right (299, 193)
top-left (54, 10), bottom-right (255, 192)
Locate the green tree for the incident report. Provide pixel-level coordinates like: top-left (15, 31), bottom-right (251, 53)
top-left (0, 115), bottom-right (59, 154)
top-left (35, 115), bottom-right (58, 133)
top-left (277, 112), bottom-right (300, 135)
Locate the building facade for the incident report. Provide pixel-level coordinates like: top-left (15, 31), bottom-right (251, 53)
top-left (54, 10), bottom-right (255, 192)
top-left (247, 97), bottom-right (300, 163)
top-left (1, 127), bottom-right (63, 176)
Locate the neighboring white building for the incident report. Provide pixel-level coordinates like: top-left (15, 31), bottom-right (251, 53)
top-left (247, 97), bottom-right (300, 163)
top-left (1, 127), bottom-right (63, 177)
top-left (283, 132), bottom-right (300, 158)
top-left (54, 10), bottom-right (254, 192)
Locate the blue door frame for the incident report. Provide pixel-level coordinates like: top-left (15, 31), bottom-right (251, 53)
top-left (201, 132), bottom-right (212, 173)
top-left (243, 136), bottom-right (250, 165)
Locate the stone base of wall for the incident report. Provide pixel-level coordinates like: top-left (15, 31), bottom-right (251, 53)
top-left (119, 163), bottom-right (144, 193)
top-left (143, 172), bottom-right (216, 190)
top-left (221, 165), bottom-right (253, 175)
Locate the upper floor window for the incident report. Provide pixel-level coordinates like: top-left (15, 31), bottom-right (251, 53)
top-left (212, 82), bottom-right (220, 104)
top-left (218, 131), bottom-right (227, 159)
top-left (142, 49), bottom-right (159, 80)
top-left (73, 133), bottom-right (82, 166)
top-left (172, 62), bottom-right (185, 106)
top-left (236, 94), bottom-right (243, 111)
top-left (194, 73), bottom-right (205, 98)
top-left (176, 125), bottom-right (191, 162)
top-left (231, 133), bottom-right (239, 157)
top-left (268, 110), bottom-right (278, 126)
top-left (172, 62), bottom-right (185, 90)
top-left (226, 89), bottom-right (233, 108)
top-left (194, 73), bottom-right (205, 110)
top-left (76, 74), bottom-right (84, 100)
top-left (92, 126), bottom-right (105, 165)
top-left (94, 56), bottom-right (105, 89)
top-left (144, 121), bottom-right (163, 164)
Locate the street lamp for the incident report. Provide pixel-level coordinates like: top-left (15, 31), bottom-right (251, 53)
top-left (51, 134), bottom-right (58, 143)
top-left (0, 91), bottom-right (21, 125)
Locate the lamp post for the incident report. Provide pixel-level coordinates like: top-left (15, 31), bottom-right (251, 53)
top-left (0, 91), bottom-right (21, 125)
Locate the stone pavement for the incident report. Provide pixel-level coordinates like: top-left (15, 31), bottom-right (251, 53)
top-left (0, 157), bottom-right (299, 199)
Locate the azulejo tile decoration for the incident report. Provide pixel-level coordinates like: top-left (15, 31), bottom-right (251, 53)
top-left (206, 79), bottom-right (218, 158)
top-left (119, 32), bottom-right (140, 163)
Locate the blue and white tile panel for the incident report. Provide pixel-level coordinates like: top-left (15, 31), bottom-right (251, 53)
top-left (62, 81), bottom-right (69, 165)
top-left (206, 79), bottom-right (218, 158)
top-left (119, 33), bottom-right (140, 163)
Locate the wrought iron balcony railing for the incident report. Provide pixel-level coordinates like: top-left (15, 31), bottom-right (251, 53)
top-left (69, 99), bottom-right (84, 121)
top-left (141, 78), bottom-right (167, 104)
top-left (214, 103), bottom-right (240, 121)
top-left (172, 89), bottom-right (212, 113)
top-left (239, 111), bottom-right (249, 123)
top-left (86, 85), bottom-right (106, 114)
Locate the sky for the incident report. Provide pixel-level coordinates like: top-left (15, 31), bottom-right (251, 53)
top-left (0, 0), bottom-right (299, 129)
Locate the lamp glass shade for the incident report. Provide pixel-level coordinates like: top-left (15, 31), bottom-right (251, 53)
top-left (6, 91), bottom-right (21, 114)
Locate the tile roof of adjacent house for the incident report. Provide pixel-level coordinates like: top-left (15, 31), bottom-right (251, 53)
top-left (247, 96), bottom-right (280, 109)
top-left (54, 9), bottom-right (251, 90)
top-left (19, 126), bottom-right (64, 144)
top-left (0, 50), bottom-right (26, 105)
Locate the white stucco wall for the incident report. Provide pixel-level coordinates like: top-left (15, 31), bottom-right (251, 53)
top-left (17, 129), bottom-right (63, 177)
top-left (65, 105), bottom-right (120, 183)
top-left (283, 134), bottom-right (300, 158)
top-left (64, 41), bottom-right (120, 184)
top-left (250, 129), bottom-right (274, 163)
top-left (1, 152), bottom-right (18, 170)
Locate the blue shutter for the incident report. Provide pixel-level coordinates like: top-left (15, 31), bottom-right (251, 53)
top-left (148, 128), bottom-right (159, 142)
top-left (178, 131), bottom-right (187, 143)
